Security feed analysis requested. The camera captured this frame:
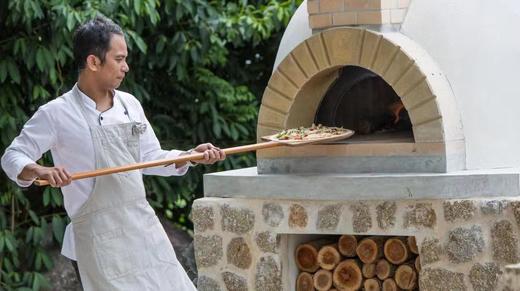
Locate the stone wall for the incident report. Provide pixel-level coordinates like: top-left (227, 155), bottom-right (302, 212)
top-left (307, 0), bottom-right (411, 29)
top-left (192, 197), bottom-right (520, 290)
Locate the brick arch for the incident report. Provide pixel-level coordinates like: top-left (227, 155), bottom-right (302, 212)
top-left (257, 27), bottom-right (464, 149)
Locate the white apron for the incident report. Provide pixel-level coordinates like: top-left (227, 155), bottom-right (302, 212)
top-left (70, 87), bottom-right (196, 291)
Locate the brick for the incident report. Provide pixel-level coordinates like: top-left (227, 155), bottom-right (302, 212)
top-left (278, 53), bottom-right (308, 87)
top-left (413, 118), bottom-right (445, 143)
top-left (322, 28), bottom-right (364, 65)
top-left (359, 31), bottom-right (382, 68)
top-left (292, 42), bottom-right (320, 77)
top-left (307, 0), bottom-right (320, 14)
top-left (320, 0), bottom-right (344, 13)
top-left (261, 87), bottom-right (293, 114)
top-left (380, 0), bottom-right (398, 9)
top-left (357, 11), bottom-right (382, 24)
top-left (333, 11), bottom-right (357, 25)
top-left (357, 10), bottom-right (390, 24)
top-left (401, 79), bottom-right (433, 109)
top-left (393, 63), bottom-right (425, 97)
top-left (408, 98), bottom-right (441, 125)
top-left (345, 0), bottom-right (380, 10)
top-left (258, 106), bottom-right (286, 129)
top-left (306, 34), bottom-right (331, 69)
top-left (371, 38), bottom-right (398, 74)
top-left (309, 13), bottom-right (333, 29)
top-left (383, 49), bottom-right (413, 85)
top-left (268, 70), bottom-right (299, 98)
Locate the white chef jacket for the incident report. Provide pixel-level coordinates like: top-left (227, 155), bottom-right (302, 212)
top-left (1, 84), bottom-right (189, 260)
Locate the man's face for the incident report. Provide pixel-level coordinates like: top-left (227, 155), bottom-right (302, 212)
top-left (96, 34), bottom-right (129, 90)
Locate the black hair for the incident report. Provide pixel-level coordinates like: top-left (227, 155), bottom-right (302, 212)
top-left (73, 16), bottom-right (123, 71)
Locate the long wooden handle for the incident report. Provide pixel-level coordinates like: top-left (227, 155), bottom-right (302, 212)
top-left (34, 141), bottom-right (281, 186)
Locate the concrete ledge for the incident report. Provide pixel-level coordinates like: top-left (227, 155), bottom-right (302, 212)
top-left (257, 155), bottom-right (449, 174)
top-left (203, 167), bottom-right (520, 200)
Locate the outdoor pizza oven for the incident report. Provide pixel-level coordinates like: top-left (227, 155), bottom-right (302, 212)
top-left (193, 1), bottom-right (520, 290)
top-left (255, 13), bottom-right (465, 174)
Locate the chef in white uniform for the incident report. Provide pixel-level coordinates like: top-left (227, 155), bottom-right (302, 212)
top-left (1, 16), bottom-right (225, 290)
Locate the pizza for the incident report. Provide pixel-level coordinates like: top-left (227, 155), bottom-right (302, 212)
top-left (273, 124), bottom-right (351, 141)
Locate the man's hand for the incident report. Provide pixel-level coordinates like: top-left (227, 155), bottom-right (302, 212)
top-left (19, 164), bottom-right (72, 188)
top-left (192, 143), bottom-right (226, 165)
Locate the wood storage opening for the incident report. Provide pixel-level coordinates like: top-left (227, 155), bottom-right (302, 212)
top-left (295, 235), bottom-right (420, 290)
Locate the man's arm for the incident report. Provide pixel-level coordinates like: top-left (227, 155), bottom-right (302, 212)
top-left (17, 163), bottom-right (71, 188)
top-left (1, 104), bottom-right (71, 187)
top-left (181, 143), bottom-right (226, 165)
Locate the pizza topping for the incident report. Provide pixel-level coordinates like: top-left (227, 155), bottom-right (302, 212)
top-left (274, 124), bottom-right (348, 141)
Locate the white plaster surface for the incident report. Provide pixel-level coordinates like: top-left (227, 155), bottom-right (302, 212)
top-left (401, 0), bottom-right (520, 170)
top-left (272, 1), bottom-right (312, 71)
top-left (204, 167), bottom-right (520, 200)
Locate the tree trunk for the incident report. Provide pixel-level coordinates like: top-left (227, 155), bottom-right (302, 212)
top-left (317, 244), bottom-right (341, 270)
top-left (394, 263), bottom-right (417, 290)
top-left (382, 278), bottom-right (402, 291)
top-left (362, 263), bottom-right (376, 279)
top-left (338, 235), bottom-right (358, 257)
top-left (313, 269), bottom-right (333, 291)
top-left (407, 236), bottom-right (419, 255)
top-left (375, 259), bottom-right (395, 280)
top-left (332, 259), bottom-right (363, 290)
top-left (384, 237), bottom-right (409, 265)
top-left (364, 278), bottom-right (382, 291)
top-left (296, 272), bottom-right (315, 291)
top-left (356, 237), bottom-right (385, 264)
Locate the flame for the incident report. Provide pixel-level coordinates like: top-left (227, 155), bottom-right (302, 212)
top-left (389, 100), bottom-right (405, 124)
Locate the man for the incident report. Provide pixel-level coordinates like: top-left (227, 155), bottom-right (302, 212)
top-left (1, 16), bottom-right (224, 290)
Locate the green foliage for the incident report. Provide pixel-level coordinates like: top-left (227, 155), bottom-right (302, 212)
top-left (0, 0), bottom-right (300, 288)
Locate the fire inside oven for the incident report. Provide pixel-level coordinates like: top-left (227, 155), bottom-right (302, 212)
top-left (315, 66), bottom-right (413, 142)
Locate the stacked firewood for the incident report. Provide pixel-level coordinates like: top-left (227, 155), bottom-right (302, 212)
top-left (295, 235), bottom-right (420, 291)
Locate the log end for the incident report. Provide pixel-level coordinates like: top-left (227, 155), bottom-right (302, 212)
top-left (313, 269), bottom-right (333, 291)
top-left (395, 264), bottom-right (417, 290)
top-left (296, 244), bottom-right (319, 272)
top-left (333, 259), bottom-right (363, 290)
top-left (384, 238), bottom-right (409, 265)
top-left (297, 272), bottom-right (315, 291)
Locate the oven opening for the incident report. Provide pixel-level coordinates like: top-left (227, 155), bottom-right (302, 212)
top-left (314, 66), bottom-right (413, 144)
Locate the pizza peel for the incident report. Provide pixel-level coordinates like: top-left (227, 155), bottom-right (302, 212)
top-left (33, 129), bottom-right (354, 186)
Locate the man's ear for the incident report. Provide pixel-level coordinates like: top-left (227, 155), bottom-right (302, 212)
top-left (85, 55), bottom-right (100, 71)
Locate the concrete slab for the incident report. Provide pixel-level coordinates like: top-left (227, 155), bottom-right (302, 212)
top-left (203, 167), bottom-right (520, 200)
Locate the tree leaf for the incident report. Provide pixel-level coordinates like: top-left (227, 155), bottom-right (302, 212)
top-left (51, 188), bottom-right (63, 206)
top-left (28, 210), bottom-right (39, 225)
top-left (35, 47), bottom-right (45, 72)
top-left (52, 216), bottom-right (64, 244)
top-left (43, 188), bottom-right (50, 206)
top-left (134, 0), bottom-right (142, 15)
top-left (7, 61), bottom-right (21, 84)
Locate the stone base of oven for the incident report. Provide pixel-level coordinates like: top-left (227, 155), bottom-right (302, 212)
top-left (193, 196), bottom-right (520, 290)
